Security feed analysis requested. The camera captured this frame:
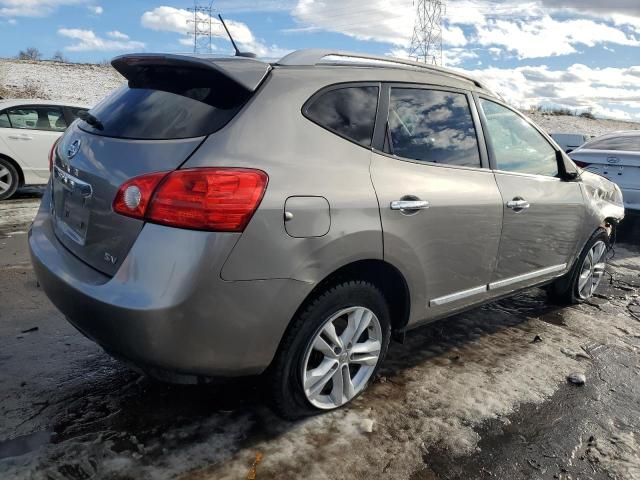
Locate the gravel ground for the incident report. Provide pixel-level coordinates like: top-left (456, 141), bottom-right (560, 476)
top-left (1, 193), bottom-right (639, 480)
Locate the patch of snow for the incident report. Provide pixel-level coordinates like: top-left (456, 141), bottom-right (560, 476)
top-left (0, 59), bottom-right (124, 107)
top-left (528, 111), bottom-right (640, 137)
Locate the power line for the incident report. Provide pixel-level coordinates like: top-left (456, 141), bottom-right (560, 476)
top-left (409, 0), bottom-right (445, 65)
top-left (187, 0), bottom-right (215, 54)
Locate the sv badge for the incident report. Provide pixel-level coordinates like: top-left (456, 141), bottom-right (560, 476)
top-left (103, 252), bottom-right (118, 265)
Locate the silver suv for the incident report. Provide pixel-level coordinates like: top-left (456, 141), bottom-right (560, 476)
top-left (29, 50), bottom-right (625, 417)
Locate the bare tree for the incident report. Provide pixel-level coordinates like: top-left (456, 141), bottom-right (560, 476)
top-left (51, 50), bottom-right (67, 63)
top-left (17, 47), bottom-right (42, 61)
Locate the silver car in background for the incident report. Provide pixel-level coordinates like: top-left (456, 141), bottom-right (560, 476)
top-left (570, 130), bottom-right (640, 213)
top-left (29, 50), bottom-right (625, 418)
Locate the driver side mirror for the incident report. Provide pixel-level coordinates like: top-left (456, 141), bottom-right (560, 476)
top-left (557, 150), bottom-right (579, 180)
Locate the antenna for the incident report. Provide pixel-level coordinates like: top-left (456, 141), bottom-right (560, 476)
top-left (186, 1), bottom-right (214, 54)
top-left (218, 14), bottom-right (256, 58)
top-left (409, 0), bottom-right (445, 66)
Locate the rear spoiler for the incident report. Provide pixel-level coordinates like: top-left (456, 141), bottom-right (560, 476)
top-left (111, 53), bottom-right (271, 92)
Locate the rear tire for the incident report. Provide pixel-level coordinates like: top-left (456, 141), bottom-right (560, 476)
top-left (0, 158), bottom-right (20, 201)
top-left (269, 280), bottom-right (391, 419)
top-left (547, 229), bottom-right (610, 305)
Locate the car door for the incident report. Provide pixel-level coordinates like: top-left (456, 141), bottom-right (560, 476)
top-left (370, 85), bottom-right (503, 325)
top-left (4, 105), bottom-right (67, 181)
top-left (476, 97), bottom-right (585, 292)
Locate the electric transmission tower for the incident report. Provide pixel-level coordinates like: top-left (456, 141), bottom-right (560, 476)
top-left (187, 0), bottom-right (214, 53)
top-left (409, 0), bottom-right (445, 65)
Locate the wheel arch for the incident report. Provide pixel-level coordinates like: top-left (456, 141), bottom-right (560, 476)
top-left (289, 259), bottom-right (411, 337)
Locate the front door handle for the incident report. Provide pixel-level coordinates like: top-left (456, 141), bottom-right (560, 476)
top-left (390, 199), bottom-right (430, 212)
top-left (506, 198), bottom-right (530, 211)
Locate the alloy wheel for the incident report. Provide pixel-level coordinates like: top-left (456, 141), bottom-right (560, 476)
top-left (0, 165), bottom-right (13, 196)
top-left (301, 306), bottom-right (382, 409)
top-left (578, 240), bottom-right (607, 300)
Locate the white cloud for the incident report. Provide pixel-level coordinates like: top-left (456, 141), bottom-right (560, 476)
top-left (87, 5), bottom-right (102, 15)
top-left (140, 6), bottom-right (290, 58)
top-left (107, 30), bottom-right (128, 40)
top-left (0, 0), bottom-right (86, 17)
top-left (464, 63), bottom-right (640, 120)
top-left (290, 0), bottom-right (639, 60)
top-left (475, 15), bottom-right (640, 59)
top-left (58, 28), bottom-right (145, 52)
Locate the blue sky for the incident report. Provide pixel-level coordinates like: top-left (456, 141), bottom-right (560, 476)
top-left (1, 0), bottom-right (640, 120)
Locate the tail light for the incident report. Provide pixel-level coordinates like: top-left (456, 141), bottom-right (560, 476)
top-left (113, 168), bottom-right (268, 232)
top-left (49, 138), bottom-right (60, 172)
top-left (572, 160), bottom-right (591, 168)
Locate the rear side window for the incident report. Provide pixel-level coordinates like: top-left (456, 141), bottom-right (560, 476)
top-left (79, 66), bottom-right (252, 140)
top-left (6, 106), bottom-right (67, 131)
top-left (68, 107), bottom-right (88, 120)
top-left (305, 86), bottom-right (379, 147)
top-left (0, 112), bottom-right (9, 128)
top-left (387, 88), bottom-right (481, 167)
top-left (582, 135), bottom-right (640, 152)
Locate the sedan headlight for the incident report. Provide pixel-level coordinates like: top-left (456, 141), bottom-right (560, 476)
top-left (589, 183), bottom-right (623, 206)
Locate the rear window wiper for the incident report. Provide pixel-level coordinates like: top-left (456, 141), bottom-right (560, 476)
top-left (77, 111), bottom-right (104, 131)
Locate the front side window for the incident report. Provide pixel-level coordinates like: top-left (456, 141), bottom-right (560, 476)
top-left (387, 88), bottom-right (481, 167)
top-left (305, 86), bottom-right (379, 146)
top-left (480, 99), bottom-right (558, 177)
top-left (6, 106), bottom-right (67, 132)
top-left (0, 112), bottom-right (10, 128)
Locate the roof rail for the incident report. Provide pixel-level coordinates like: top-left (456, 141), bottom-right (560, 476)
top-left (277, 49), bottom-right (495, 93)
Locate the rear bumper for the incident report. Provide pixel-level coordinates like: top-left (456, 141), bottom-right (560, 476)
top-left (29, 191), bottom-right (312, 377)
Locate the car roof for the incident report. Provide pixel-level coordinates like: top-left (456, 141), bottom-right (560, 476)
top-left (275, 49), bottom-right (495, 94)
top-left (0, 99), bottom-right (90, 109)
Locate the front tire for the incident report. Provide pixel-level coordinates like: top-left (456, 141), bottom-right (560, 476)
top-left (0, 158), bottom-right (20, 200)
top-left (270, 281), bottom-right (391, 419)
top-left (548, 229), bottom-right (610, 304)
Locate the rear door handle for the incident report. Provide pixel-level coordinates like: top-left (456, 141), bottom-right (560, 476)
top-left (506, 198), bottom-right (530, 211)
top-left (390, 200), bottom-right (430, 211)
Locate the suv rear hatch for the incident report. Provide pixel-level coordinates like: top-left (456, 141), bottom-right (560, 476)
top-left (51, 53), bottom-right (270, 276)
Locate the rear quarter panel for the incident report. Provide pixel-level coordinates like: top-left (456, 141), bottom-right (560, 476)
top-left (182, 68), bottom-right (384, 283)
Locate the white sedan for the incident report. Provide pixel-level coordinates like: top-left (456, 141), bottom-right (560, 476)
top-left (570, 130), bottom-right (640, 213)
top-left (0, 99), bottom-right (89, 200)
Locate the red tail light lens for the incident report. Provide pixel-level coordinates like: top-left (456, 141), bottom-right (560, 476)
top-left (573, 160), bottom-right (590, 168)
top-left (49, 138), bottom-right (60, 172)
top-left (113, 171), bottom-right (169, 219)
top-left (113, 168), bottom-right (268, 232)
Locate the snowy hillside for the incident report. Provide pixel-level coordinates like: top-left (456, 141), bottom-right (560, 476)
top-left (0, 58), bottom-right (124, 107)
top-left (1, 58), bottom-right (639, 137)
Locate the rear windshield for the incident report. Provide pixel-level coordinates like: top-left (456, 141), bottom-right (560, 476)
top-left (79, 66), bottom-right (252, 140)
top-left (582, 135), bottom-right (640, 152)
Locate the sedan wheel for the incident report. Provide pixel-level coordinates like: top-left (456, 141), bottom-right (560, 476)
top-left (0, 165), bottom-right (14, 195)
top-left (301, 306), bottom-right (383, 410)
top-left (577, 240), bottom-right (607, 300)
top-left (0, 159), bottom-right (20, 200)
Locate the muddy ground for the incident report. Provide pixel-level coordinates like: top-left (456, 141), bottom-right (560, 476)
top-left (1, 190), bottom-right (639, 480)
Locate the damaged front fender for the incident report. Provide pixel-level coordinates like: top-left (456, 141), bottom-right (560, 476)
top-left (579, 170), bottom-right (625, 231)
